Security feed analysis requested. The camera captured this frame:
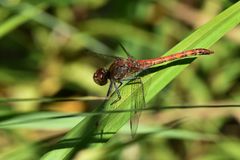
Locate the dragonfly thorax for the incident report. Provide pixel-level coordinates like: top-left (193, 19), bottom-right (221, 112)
top-left (108, 58), bottom-right (141, 82)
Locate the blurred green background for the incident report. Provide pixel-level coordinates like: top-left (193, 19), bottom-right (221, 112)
top-left (0, 0), bottom-right (240, 159)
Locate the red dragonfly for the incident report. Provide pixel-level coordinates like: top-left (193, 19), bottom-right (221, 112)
top-left (93, 46), bottom-right (214, 137)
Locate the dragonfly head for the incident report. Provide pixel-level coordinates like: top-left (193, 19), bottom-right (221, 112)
top-left (93, 68), bottom-right (109, 86)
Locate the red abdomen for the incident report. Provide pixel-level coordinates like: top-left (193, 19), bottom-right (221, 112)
top-left (137, 48), bottom-right (213, 69)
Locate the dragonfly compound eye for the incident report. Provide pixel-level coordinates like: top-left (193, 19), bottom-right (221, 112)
top-left (93, 68), bottom-right (108, 86)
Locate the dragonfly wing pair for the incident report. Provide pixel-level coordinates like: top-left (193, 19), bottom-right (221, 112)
top-left (129, 77), bottom-right (146, 137)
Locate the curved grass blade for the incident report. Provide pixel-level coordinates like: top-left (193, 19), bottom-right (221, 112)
top-left (41, 2), bottom-right (240, 160)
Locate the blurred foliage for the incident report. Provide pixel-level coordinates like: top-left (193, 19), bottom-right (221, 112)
top-left (0, 0), bottom-right (240, 160)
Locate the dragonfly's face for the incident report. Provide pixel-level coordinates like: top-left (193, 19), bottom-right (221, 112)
top-left (93, 68), bottom-right (109, 86)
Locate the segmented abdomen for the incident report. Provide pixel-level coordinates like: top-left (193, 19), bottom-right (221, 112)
top-left (137, 48), bottom-right (213, 69)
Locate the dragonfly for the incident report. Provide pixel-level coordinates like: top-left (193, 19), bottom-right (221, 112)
top-left (93, 46), bottom-right (214, 137)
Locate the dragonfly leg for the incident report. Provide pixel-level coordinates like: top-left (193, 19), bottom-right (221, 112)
top-left (111, 81), bottom-right (122, 104)
top-left (118, 81), bottom-right (123, 88)
top-left (107, 81), bottom-right (113, 97)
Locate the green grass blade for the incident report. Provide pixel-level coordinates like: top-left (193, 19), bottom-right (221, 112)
top-left (0, 112), bottom-right (85, 129)
top-left (41, 2), bottom-right (240, 160)
top-left (0, 2), bottom-right (112, 54)
top-left (0, 2), bottom-right (44, 37)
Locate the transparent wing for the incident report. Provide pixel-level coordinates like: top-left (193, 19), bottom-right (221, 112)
top-left (130, 77), bottom-right (145, 137)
